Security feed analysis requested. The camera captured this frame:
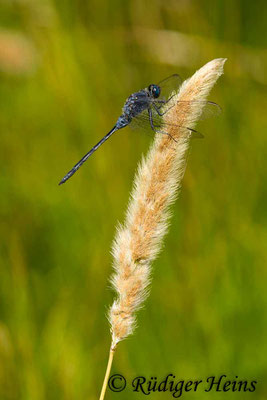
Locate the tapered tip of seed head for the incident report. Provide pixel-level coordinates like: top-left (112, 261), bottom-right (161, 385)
top-left (214, 57), bottom-right (227, 68)
top-left (201, 58), bottom-right (227, 77)
top-left (215, 57), bottom-right (227, 63)
top-left (207, 57), bottom-right (227, 65)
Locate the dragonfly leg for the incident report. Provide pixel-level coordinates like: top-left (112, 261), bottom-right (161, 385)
top-left (155, 93), bottom-right (175, 105)
top-left (148, 108), bottom-right (177, 143)
top-left (152, 102), bottom-right (174, 117)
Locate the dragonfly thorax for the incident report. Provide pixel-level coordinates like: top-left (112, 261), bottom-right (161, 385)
top-left (123, 90), bottom-right (150, 118)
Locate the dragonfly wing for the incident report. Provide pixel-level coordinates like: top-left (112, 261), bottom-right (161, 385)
top-left (131, 108), bottom-right (204, 139)
top-left (197, 101), bottom-right (221, 120)
top-left (155, 74), bottom-right (221, 121)
top-left (165, 100), bottom-right (221, 120)
top-left (156, 74), bottom-right (183, 102)
top-left (152, 99), bottom-right (221, 123)
top-left (129, 108), bottom-right (155, 138)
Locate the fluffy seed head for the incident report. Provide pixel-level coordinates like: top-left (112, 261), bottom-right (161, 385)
top-left (108, 58), bottom-right (227, 350)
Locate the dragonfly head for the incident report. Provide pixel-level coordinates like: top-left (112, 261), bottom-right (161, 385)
top-left (148, 84), bottom-right (161, 98)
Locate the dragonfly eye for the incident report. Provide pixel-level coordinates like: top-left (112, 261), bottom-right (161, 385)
top-left (149, 84), bottom-right (161, 98)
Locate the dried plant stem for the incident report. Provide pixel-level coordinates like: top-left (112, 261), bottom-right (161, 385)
top-left (99, 59), bottom-right (226, 400)
top-left (99, 348), bottom-right (115, 400)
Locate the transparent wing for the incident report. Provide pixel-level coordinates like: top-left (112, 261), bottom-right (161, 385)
top-left (154, 74), bottom-right (221, 120)
top-left (130, 99), bottom-right (221, 139)
top-left (156, 74), bottom-right (183, 102)
top-left (197, 101), bottom-right (221, 119)
top-left (173, 100), bottom-right (221, 120)
top-left (130, 106), bottom-right (203, 139)
top-left (152, 98), bottom-right (221, 121)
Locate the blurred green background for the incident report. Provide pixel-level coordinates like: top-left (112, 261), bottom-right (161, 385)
top-left (0, 1), bottom-right (267, 399)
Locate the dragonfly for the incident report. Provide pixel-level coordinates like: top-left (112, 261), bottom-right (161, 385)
top-left (59, 74), bottom-right (220, 185)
